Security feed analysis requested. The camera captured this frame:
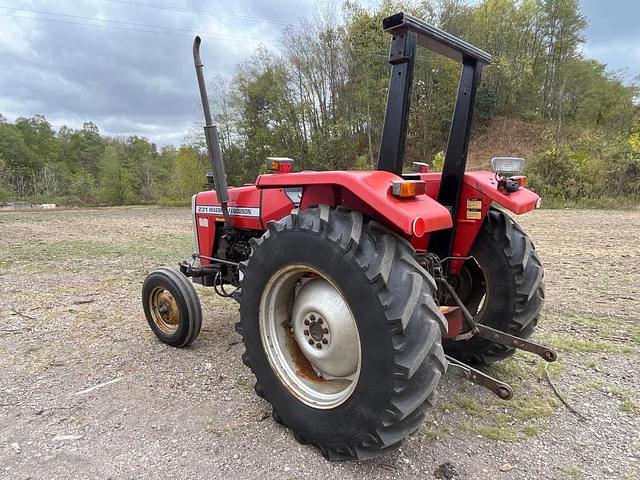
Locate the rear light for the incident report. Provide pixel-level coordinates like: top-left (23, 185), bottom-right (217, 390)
top-left (391, 180), bottom-right (426, 198)
top-left (490, 157), bottom-right (524, 176)
top-left (412, 217), bottom-right (426, 237)
top-left (267, 156), bottom-right (294, 173)
top-left (412, 161), bottom-right (430, 173)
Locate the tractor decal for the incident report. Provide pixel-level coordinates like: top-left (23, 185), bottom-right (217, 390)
top-left (196, 205), bottom-right (260, 217)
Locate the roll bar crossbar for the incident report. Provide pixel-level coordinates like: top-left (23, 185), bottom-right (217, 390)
top-left (382, 12), bottom-right (491, 65)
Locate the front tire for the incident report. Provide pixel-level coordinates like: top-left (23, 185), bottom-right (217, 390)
top-left (444, 208), bottom-right (544, 365)
top-left (142, 267), bottom-right (202, 347)
top-left (237, 206), bottom-right (447, 460)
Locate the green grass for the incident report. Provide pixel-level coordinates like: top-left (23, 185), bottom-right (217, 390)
top-left (450, 398), bottom-right (487, 417)
top-left (472, 414), bottom-right (519, 442)
top-left (542, 313), bottom-right (640, 355)
top-left (421, 425), bottom-right (450, 441)
top-left (621, 399), bottom-right (638, 413)
top-left (1, 233), bottom-right (193, 272)
top-left (449, 354), bottom-right (561, 443)
top-left (545, 334), bottom-right (638, 355)
top-left (559, 465), bottom-right (583, 479)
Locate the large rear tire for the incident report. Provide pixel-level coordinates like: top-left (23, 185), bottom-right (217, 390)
top-left (237, 206), bottom-right (447, 460)
top-left (444, 208), bottom-right (544, 365)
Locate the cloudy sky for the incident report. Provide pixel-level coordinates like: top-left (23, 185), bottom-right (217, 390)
top-left (0, 0), bottom-right (637, 146)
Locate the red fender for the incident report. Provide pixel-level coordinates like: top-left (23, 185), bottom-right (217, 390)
top-left (420, 171), bottom-right (540, 273)
top-left (256, 170), bottom-right (452, 236)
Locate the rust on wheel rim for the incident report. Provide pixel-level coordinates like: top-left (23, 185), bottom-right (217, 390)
top-left (149, 286), bottom-right (180, 334)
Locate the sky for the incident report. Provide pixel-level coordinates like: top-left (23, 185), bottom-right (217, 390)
top-left (0, 0), bottom-right (637, 146)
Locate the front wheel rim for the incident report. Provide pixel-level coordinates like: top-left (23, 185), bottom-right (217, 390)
top-left (259, 265), bottom-right (361, 409)
top-left (149, 286), bottom-right (181, 334)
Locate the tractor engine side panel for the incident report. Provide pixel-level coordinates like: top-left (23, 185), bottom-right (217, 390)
top-left (194, 186), bottom-right (262, 265)
top-left (194, 186), bottom-right (295, 264)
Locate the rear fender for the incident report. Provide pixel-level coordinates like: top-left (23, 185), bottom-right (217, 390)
top-left (256, 170), bottom-right (452, 236)
top-left (448, 171), bottom-right (540, 273)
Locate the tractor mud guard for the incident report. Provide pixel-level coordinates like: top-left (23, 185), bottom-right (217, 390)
top-left (256, 170), bottom-right (452, 237)
top-left (462, 171), bottom-right (540, 215)
top-left (420, 171), bottom-right (540, 273)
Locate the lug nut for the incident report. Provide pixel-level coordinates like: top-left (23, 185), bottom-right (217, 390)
top-left (304, 329), bottom-right (309, 336)
top-left (317, 318), bottom-right (323, 324)
top-left (316, 343), bottom-right (322, 349)
top-left (323, 328), bottom-right (328, 334)
top-left (308, 339), bottom-right (314, 345)
top-left (310, 314), bottom-right (315, 321)
top-left (322, 338), bottom-right (328, 344)
top-left (304, 319), bottom-right (310, 326)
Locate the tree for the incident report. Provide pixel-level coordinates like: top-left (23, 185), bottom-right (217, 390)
top-left (174, 146), bottom-right (206, 198)
top-left (98, 144), bottom-right (134, 205)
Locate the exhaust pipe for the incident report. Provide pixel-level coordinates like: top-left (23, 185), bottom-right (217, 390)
top-left (192, 36), bottom-right (232, 228)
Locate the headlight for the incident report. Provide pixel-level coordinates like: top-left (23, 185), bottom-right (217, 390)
top-left (490, 157), bottom-right (524, 177)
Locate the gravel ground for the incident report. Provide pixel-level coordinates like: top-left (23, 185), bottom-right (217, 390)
top-left (1, 206), bottom-right (639, 480)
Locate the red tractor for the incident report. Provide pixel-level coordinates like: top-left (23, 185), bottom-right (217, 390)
top-left (142, 12), bottom-right (555, 460)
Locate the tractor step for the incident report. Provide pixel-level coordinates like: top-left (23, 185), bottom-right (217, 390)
top-left (446, 355), bottom-right (513, 400)
top-left (474, 324), bottom-right (557, 362)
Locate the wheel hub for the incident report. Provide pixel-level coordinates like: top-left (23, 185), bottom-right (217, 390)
top-left (292, 278), bottom-right (359, 379)
top-left (303, 313), bottom-right (330, 346)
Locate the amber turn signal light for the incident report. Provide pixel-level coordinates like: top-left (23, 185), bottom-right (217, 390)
top-left (510, 175), bottom-right (528, 187)
top-left (267, 157), bottom-right (294, 173)
top-left (391, 180), bottom-right (426, 198)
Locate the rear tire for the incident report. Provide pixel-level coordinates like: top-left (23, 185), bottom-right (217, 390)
top-left (237, 206), bottom-right (447, 460)
top-left (444, 208), bottom-right (544, 365)
top-left (142, 267), bottom-right (202, 347)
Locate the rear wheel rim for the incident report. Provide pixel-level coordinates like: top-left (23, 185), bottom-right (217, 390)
top-left (149, 286), bottom-right (180, 335)
top-left (455, 258), bottom-right (488, 320)
top-left (259, 264), bottom-right (361, 409)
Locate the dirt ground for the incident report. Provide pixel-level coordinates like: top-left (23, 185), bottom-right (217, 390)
top-left (1, 206), bottom-right (639, 480)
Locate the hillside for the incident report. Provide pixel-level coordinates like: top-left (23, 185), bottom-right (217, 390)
top-left (468, 117), bottom-right (548, 170)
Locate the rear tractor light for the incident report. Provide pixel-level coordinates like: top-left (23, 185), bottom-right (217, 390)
top-left (267, 157), bottom-right (294, 173)
top-left (411, 161), bottom-right (430, 173)
top-left (391, 180), bottom-right (426, 198)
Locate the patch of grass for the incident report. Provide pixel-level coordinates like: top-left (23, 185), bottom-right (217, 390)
top-left (584, 359), bottom-right (598, 370)
top-left (421, 424), bottom-right (450, 441)
top-left (450, 398), bottom-right (487, 417)
top-left (521, 425), bottom-right (542, 437)
top-left (2, 233), bottom-right (193, 271)
top-left (474, 415), bottom-right (519, 442)
top-left (621, 399), bottom-right (638, 413)
top-left (508, 397), bottom-right (558, 419)
top-left (545, 334), bottom-right (638, 354)
top-left (452, 354), bottom-right (560, 442)
top-left (235, 377), bottom-right (254, 390)
top-left (559, 465), bottom-right (583, 479)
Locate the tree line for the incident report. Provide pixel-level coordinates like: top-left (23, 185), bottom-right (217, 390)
top-left (0, 114), bottom-right (207, 205)
top-left (1, 0), bottom-right (639, 207)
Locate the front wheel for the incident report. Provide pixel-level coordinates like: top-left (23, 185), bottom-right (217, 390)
top-left (142, 267), bottom-right (202, 347)
top-left (444, 208), bottom-right (544, 365)
top-left (237, 206), bottom-right (447, 460)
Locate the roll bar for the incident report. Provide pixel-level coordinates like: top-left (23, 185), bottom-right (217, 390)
top-left (382, 12), bottom-right (491, 65)
top-left (377, 12), bottom-right (491, 260)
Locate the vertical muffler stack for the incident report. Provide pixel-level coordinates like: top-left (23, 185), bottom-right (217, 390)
top-left (192, 36), bottom-right (232, 228)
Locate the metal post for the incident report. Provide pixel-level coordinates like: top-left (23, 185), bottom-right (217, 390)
top-left (430, 59), bottom-right (483, 260)
top-left (377, 30), bottom-right (417, 175)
